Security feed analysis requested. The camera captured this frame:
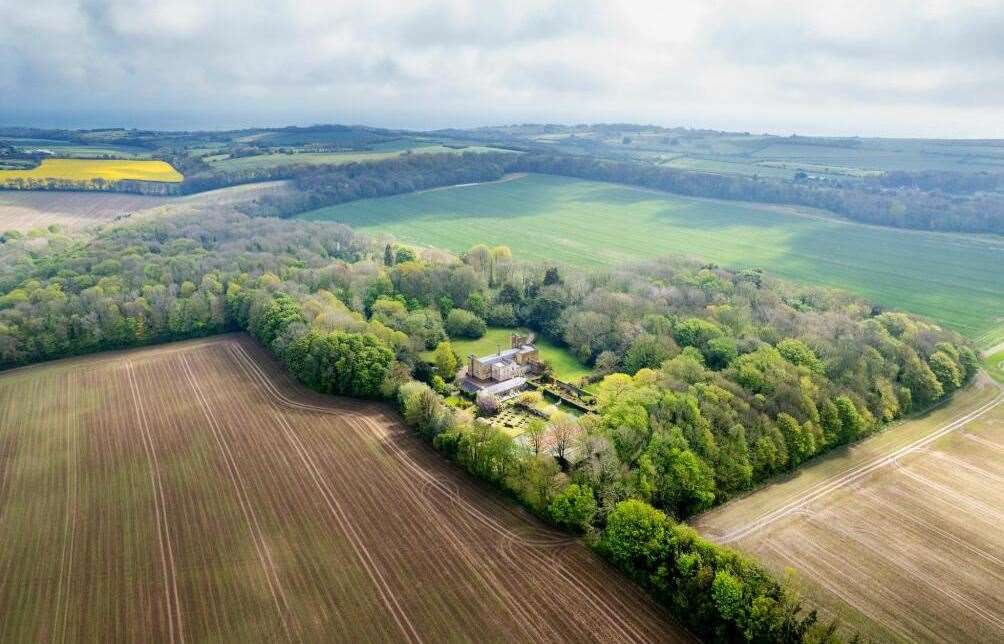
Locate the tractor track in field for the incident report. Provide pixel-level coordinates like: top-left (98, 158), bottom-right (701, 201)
top-left (179, 354), bottom-right (295, 641)
top-left (53, 374), bottom-right (79, 644)
top-left (126, 362), bottom-right (186, 644)
top-left (227, 344), bottom-right (424, 644)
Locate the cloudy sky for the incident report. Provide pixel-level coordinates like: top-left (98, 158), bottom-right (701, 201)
top-left (2, 0), bottom-right (1002, 137)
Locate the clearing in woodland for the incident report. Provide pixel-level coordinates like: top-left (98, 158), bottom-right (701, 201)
top-left (0, 334), bottom-right (690, 643)
top-left (301, 173), bottom-right (1004, 346)
top-left (693, 376), bottom-right (1004, 642)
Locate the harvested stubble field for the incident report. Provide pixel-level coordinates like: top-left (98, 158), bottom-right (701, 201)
top-left (694, 377), bottom-right (1004, 642)
top-left (0, 334), bottom-right (690, 643)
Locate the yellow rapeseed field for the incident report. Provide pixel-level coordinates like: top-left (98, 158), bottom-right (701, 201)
top-left (0, 158), bottom-right (183, 183)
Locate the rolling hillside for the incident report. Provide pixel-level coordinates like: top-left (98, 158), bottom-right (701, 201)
top-left (302, 173), bottom-right (1004, 347)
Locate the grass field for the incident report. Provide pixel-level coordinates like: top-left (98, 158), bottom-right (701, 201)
top-left (984, 348), bottom-right (1004, 383)
top-left (0, 158), bottom-right (183, 183)
top-left (0, 181), bottom-right (294, 233)
top-left (421, 327), bottom-right (591, 382)
top-left (0, 334), bottom-right (688, 642)
top-left (693, 377), bottom-right (1004, 642)
top-left (209, 145), bottom-right (508, 171)
top-left (302, 173), bottom-right (1004, 346)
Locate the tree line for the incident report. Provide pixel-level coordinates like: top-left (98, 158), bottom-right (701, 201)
top-left (509, 154), bottom-right (1004, 234)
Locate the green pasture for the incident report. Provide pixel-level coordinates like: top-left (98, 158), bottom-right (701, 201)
top-left (303, 174), bottom-right (1004, 346)
top-left (210, 145), bottom-right (507, 171)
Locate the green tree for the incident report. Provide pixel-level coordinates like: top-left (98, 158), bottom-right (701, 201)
top-left (929, 350), bottom-right (963, 392)
top-left (834, 396), bottom-right (864, 443)
top-left (639, 428), bottom-right (716, 518)
top-left (394, 246), bottom-right (417, 264)
top-left (672, 317), bottom-right (724, 351)
top-left (445, 308), bottom-right (486, 338)
top-left (598, 500), bottom-right (671, 577)
top-left (434, 340), bottom-right (459, 379)
top-left (712, 570), bottom-right (745, 622)
top-left (624, 334), bottom-right (675, 374)
top-left (777, 338), bottom-right (824, 373)
top-left (549, 483), bottom-right (598, 531)
top-left (705, 336), bottom-right (738, 370)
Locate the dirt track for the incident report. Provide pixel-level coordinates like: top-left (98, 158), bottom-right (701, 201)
top-left (694, 378), bottom-right (1004, 642)
top-left (0, 334), bottom-right (690, 642)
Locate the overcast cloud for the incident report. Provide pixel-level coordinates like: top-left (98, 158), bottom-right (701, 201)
top-left (1, 0), bottom-right (1002, 137)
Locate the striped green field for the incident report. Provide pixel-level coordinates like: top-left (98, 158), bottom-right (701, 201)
top-left (302, 174), bottom-right (1004, 346)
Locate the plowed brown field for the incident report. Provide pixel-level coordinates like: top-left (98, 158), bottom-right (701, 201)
top-left (0, 190), bottom-right (173, 230)
top-left (694, 377), bottom-right (1004, 642)
top-left (0, 334), bottom-right (691, 643)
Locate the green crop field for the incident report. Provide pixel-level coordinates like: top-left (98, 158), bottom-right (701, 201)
top-left (210, 145), bottom-right (509, 171)
top-left (302, 173), bottom-right (1004, 346)
top-left (421, 327), bottom-right (590, 382)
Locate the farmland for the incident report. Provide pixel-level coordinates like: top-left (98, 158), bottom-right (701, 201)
top-left (302, 173), bottom-right (1004, 346)
top-left (0, 190), bottom-right (174, 231)
top-left (0, 158), bottom-right (183, 183)
top-left (207, 144), bottom-right (510, 172)
top-left (693, 377), bottom-right (1004, 642)
top-left (0, 334), bottom-right (689, 642)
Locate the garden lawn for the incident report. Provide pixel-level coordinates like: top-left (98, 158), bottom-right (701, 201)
top-left (422, 327), bottom-right (591, 382)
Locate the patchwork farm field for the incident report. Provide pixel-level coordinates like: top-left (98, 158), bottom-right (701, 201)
top-left (0, 334), bottom-right (688, 643)
top-left (694, 377), bottom-right (1004, 642)
top-left (0, 158), bottom-right (183, 183)
top-left (302, 173), bottom-right (1004, 346)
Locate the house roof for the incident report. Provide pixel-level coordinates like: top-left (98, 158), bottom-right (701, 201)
top-left (474, 345), bottom-right (535, 365)
top-left (475, 348), bottom-right (520, 365)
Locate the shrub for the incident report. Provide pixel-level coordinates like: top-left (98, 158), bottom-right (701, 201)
top-left (446, 308), bottom-right (487, 338)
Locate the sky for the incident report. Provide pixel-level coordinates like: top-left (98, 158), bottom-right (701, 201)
top-left (1, 0), bottom-right (1002, 137)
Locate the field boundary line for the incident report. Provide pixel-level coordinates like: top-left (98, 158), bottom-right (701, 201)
top-left (226, 345), bottom-right (424, 644)
top-left (717, 384), bottom-right (1003, 543)
top-left (53, 372), bottom-right (79, 644)
top-left (126, 362), bottom-right (185, 644)
top-left (179, 353), bottom-right (295, 640)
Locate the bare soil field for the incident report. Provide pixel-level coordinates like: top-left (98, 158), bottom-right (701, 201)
top-left (694, 377), bottom-right (1004, 642)
top-left (0, 190), bottom-right (174, 231)
top-left (0, 334), bottom-right (690, 643)
top-left (0, 181), bottom-right (296, 233)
